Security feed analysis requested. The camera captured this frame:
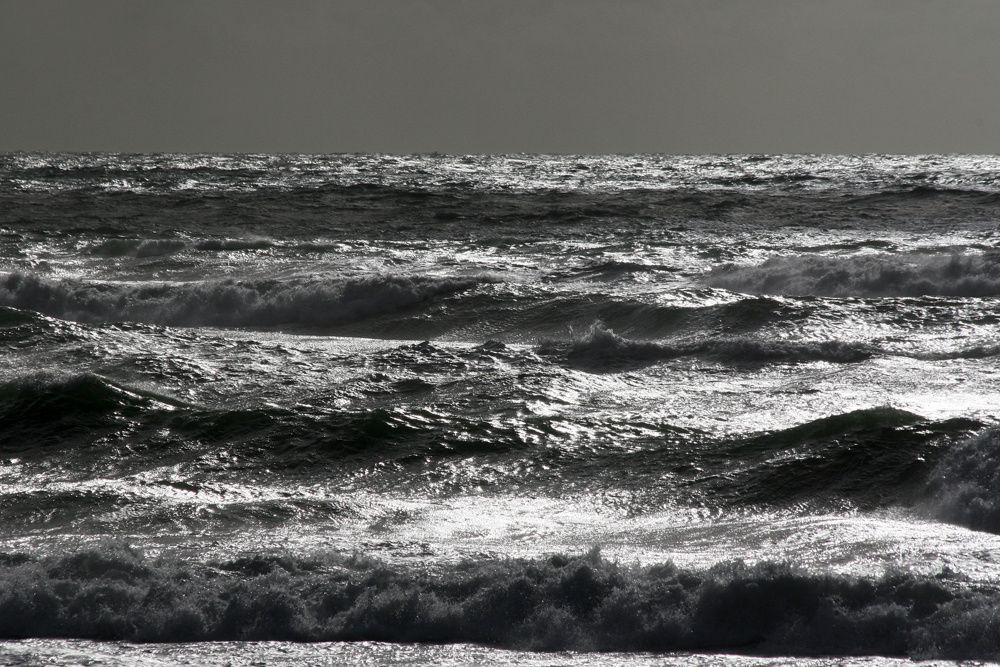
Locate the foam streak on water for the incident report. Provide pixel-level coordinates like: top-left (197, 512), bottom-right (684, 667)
top-left (2, 154), bottom-right (1000, 664)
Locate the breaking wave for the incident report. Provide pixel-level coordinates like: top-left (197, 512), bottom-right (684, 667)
top-left (706, 253), bottom-right (1000, 297)
top-left (0, 272), bottom-right (484, 330)
top-left (923, 428), bottom-right (1000, 534)
top-left (541, 323), bottom-right (873, 369)
top-left (0, 546), bottom-right (997, 658)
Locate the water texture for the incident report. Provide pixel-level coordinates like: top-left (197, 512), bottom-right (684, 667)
top-left (2, 153), bottom-right (1000, 664)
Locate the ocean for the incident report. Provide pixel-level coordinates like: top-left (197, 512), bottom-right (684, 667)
top-left (1, 153), bottom-right (1000, 665)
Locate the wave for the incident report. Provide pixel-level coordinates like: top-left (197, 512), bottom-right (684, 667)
top-left (0, 307), bottom-right (95, 348)
top-left (88, 239), bottom-right (188, 258)
top-left (0, 374), bottom-right (184, 453)
top-left (692, 413), bottom-right (1000, 522)
top-left (923, 428), bottom-right (1000, 534)
top-left (555, 260), bottom-right (678, 282)
top-left (697, 409), bottom-right (980, 509)
top-left (914, 343), bottom-right (1000, 361)
top-left (0, 306), bottom-right (47, 342)
top-left (705, 253), bottom-right (1000, 297)
top-left (0, 272), bottom-right (485, 330)
top-left (540, 323), bottom-right (872, 370)
top-left (0, 546), bottom-right (997, 658)
top-left (0, 372), bottom-right (524, 470)
top-left (0, 374), bottom-right (159, 421)
top-left (87, 237), bottom-right (349, 257)
top-left (859, 185), bottom-right (1000, 201)
top-left (193, 238), bottom-right (276, 251)
top-left (0, 374), bottom-right (993, 520)
top-left (472, 294), bottom-right (797, 342)
top-left (567, 407), bottom-right (979, 511)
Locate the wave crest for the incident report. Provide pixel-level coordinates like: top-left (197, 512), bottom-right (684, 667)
top-left (541, 323), bottom-right (872, 370)
top-left (706, 253), bottom-right (1000, 297)
top-left (0, 272), bottom-right (484, 329)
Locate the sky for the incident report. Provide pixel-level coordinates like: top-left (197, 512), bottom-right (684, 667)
top-left (2, 0), bottom-right (999, 154)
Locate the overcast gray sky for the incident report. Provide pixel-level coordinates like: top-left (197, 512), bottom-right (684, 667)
top-left (2, 0), bottom-right (999, 153)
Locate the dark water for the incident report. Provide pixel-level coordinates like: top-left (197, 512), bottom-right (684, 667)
top-left (2, 153), bottom-right (1000, 664)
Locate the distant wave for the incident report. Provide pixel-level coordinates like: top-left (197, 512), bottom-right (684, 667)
top-left (0, 277), bottom-right (804, 342)
top-left (859, 185), bottom-right (1000, 202)
top-left (555, 259), bottom-right (678, 282)
top-left (706, 253), bottom-right (1000, 297)
top-left (0, 272), bottom-right (485, 329)
top-left (88, 238), bottom-right (188, 258)
top-left (484, 294), bottom-right (797, 342)
top-left (87, 237), bottom-right (345, 257)
top-left (540, 323), bottom-right (873, 370)
top-left (0, 546), bottom-right (996, 658)
top-left (913, 343), bottom-right (1000, 361)
top-left (192, 238), bottom-right (277, 251)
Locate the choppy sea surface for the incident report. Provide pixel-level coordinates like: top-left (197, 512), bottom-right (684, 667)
top-left (2, 153), bottom-right (1000, 666)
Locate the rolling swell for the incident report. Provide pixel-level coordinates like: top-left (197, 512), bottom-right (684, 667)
top-left (0, 306), bottom-right (71, 345)
top-left (0, 374), bottom-right (529, 471)
top-left (86, 236), bottom-right (351, 257)
top-left (444, 292), bottom-right (796, 342)
top-left (693, 408), bottom-right (982, 509)
top-left (88, 238), bottom-right (188, 258)
top-left (706, 252), bottom-right (1000, 297)
top-left (0, 272), bottom-right (485, 330)
top-left (3, 374), bottom-right (997, 525)
top-left (0, 374), bottom-right (169, 452)
top-left (860, 185), bottom-right (1000, 202)
top-left (541, 323), bottom-right (873, 370)
top-left (0, 546), bottom-right (997, 658)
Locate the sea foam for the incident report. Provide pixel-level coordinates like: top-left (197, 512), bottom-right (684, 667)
top-left (0, 546), bottom-right (997, 658)
top-left (924, 428), bottom-right (1000, 534)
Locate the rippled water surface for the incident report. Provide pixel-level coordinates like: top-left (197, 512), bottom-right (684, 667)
top-left (2, 154), bottom-right (1000, 663)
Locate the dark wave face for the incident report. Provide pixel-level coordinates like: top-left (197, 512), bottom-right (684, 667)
top-left (0, 272), bottom-right (488, 330)
top-left (3, 153), bottom-right (1000, 661)
top-left (0, 372), bottom-right (989, 537)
